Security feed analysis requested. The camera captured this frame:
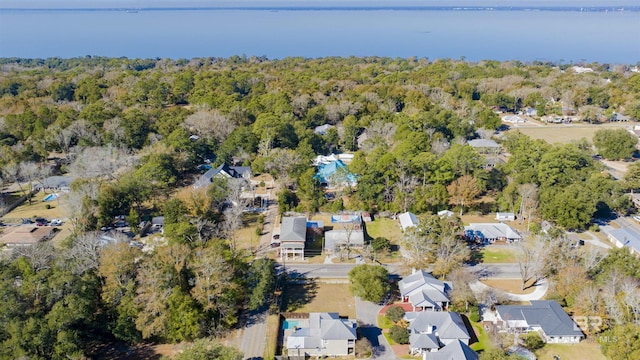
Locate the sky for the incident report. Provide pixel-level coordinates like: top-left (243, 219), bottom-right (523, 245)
top-left (1, 0), bottom-right (638, 9)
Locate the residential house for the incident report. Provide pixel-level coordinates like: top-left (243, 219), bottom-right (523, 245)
top-left (280, 217), bottom-right (308, 261)
top-left (399, 270), bottom-right (451, 312)
top-left (495, 212), bottom-right (515, 221)
top-left (193, 163), bottom-right (252, 189)
top-left (601, 226), bottom-right (640, 256)
top-left (324, 230), bottom-right (365, 253)
top-left (467, 139), bottom-right (500, 155)
top-left (437, 210), bottom-right (455, 218)
top-left (423, 340), bottom-right (478, 360)
top-left (314, 124), bottom-right (335, 136)
top-left (405, 311), bottom-right (471, 355)
top-left (493, 300), bottom-right (584, 343)
top-left (610, 112), bottom-right (630, 122)
top-left (501, 115), bottom-right (526, 123)
top-left (464, 223), bottom-right (521, 243)
top-left (325, 213), bottom-right (364, 252)
top-left (468, 138), bottom-right (502, 169)
top-left (0, 226), bottom-right (59, 248)
top-left (399, 212), bottom-right (419, 232)
top-left (314, 160), bottom-right (357, 188)
top-left (285, 312), bottom-right (357, 357)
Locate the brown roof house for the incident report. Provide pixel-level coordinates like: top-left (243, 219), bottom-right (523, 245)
top-left (0, 226), bottom-right (58, 249)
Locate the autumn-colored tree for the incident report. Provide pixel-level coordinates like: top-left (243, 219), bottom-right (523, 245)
top-left (446, 174), bottom-right (480, 215)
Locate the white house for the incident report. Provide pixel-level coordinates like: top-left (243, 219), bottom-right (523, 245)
top-left (494, 300), bottom-right (584, 343)
top-left (285, 312), bottom-right (357, 356)
top-left (405, 311), bottom-right (471, 355)
top-left (464, 223), bottom-right (521, 243)
top-left (399, 212), bottom-right (419, 232)
top-left (495, 212), bottom-right (515, 221)
top-left (399, 270), bottom-right (451, 312)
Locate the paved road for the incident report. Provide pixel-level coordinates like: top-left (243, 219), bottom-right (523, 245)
top-left (355, 297), bottom-right (397, 360)
top-left (468, 263), bottom-right (521, 279)
top-left (238, 184), bottom-right (277, 360)
top-left (238, 308), bottom-right (268, 359)
top-left (283, 263), bottom-right (403, 279)
top-left (469, 279), bottom-right (549, 301)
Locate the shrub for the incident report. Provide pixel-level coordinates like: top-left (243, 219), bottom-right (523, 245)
top-left (389, 324), bottom-right (409, 344)
top-left (354, 337), bottom-right (372, 358)
top-left (45, 204), bottom-right (51, 209)
top-left (468, 305), bottom-right (481, 322)
top-left (371, 237), bottom-right (391, 252)
top-left (523, 331), bottom-right (545, 350)
top-left (385, 305), bottom-right (405, 323)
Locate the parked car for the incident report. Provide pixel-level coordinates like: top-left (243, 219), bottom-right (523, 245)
top-left (633, 215), bottom-right (640, 222)
top-left (22, 218), bottom-right (34, 224)
top-left (270, 234), bottom-right (281, 248)
top-left (35, 217), bottom-right (48, 226)
top-left (50, 219), bottom-right (63, 226)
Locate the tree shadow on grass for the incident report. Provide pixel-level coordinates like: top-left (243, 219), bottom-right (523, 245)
top-left (460, 314), bottom-right (480, 345)
top-left (281, 279), bottom-right (318, 312)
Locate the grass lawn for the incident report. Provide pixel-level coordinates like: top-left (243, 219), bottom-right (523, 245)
top-left (364, 217), bottom-right (403, 244)
top-left (282, 282), bottom-right (356, 319)
top-left (3, 190), bottom-right (65, 221)
top-left (263, 313), bottom-right (279, 359)
top-left (470, 321), bottom-right (495, 353)
top-left (480, 247), bottom-right (517, 263)
top-left (535, 341), bottom-right (606, 360)
top-left (480, 279), bottom-right (536, 295)
top-left (512, 123), bottom-right (627, 145)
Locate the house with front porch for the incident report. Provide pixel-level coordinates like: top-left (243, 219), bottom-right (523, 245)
top-left (399, 270), bottom-right (451, 312)
top-left (280, 216), bottom-right (308, 261)
top-left (405, 311), bottom-right (471, 355)
top-left (285, 312), bottom-right (357, 356)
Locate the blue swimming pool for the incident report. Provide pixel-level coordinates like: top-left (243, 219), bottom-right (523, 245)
top-left (282, 320), bottom-right (299, 330)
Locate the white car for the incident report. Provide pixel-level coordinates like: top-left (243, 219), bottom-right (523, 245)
top-left (633, 216), bottom-right (640, 223)
top-left (50, 219), bottom-right (63, 226)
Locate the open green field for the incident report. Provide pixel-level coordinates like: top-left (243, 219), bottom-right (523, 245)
top-left (535, 341), bottom-right (606, 360)
top-left (282, 282), bottom-right (356, 319)
top-left (365, 217), bottom-right (403, 244)
top-left (480, 247), bottom-right (517, 263)
top-left (512, 123), bottom-right (628, 145)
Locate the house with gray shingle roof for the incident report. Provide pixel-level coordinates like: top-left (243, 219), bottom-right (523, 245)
top-left (399, 270), bottom-right (451, 312)
top-left (193, 163), bottom-right (251, 189)
top-left (424, 340), bottom-right (478, 360)
top-left (280, 217), bottom-right (307, 261)
top-left (405, 311), bottom-right (471, 355)
top-left (285, 312), bottom-right (356, 356)
top-left (494, 300), bottom-right (584, 343)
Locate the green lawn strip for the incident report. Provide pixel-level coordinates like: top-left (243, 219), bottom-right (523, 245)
top-left (470, 322), bottom-right (495, 353)
top-left (377, 314), bottom-right (394, 329)
top-left (382, 332), bottom-right (396, 346)
top-left (480, 248), bottom-right (517, 263)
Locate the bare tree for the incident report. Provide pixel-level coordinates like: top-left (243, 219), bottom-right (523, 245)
top-left (62, 181), bottom-right (100, 232)
top-left (518, 183), bottom-right (539, 232)
top-left (12, 242), bottom-right (55, 272)
top-left (183, 110), bottom-right (235, 143)
top-left (516, 238), bottom-right (547, 290)
top-left (448, 267), bottom-right (477, 311)
top-left (400, 226), bottom-right (437, 271)
top-left (433, 235), bottom-right (471, 280)
top-left (67, 145), bottom-right (137, 180)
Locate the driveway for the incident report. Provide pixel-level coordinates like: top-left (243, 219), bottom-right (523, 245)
top-left (469, 279), bottom-right (549, 302)
top-left (355, 296), bottom-right (397, 360)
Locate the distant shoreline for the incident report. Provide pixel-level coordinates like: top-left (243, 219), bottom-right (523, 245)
top-left (2, 6), bottom-right (640, 13)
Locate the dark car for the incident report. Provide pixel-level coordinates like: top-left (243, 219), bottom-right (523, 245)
top-left (35, 218), bottom-right (48, 226)
top-left (22, 218), bottom-right (34, 224)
